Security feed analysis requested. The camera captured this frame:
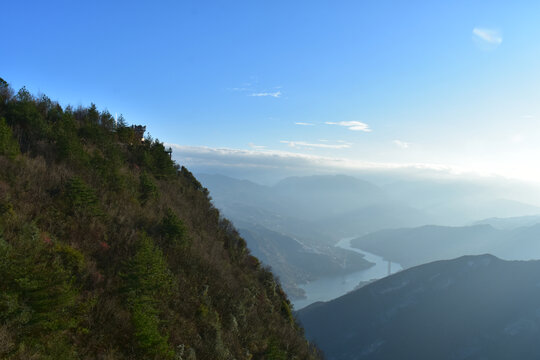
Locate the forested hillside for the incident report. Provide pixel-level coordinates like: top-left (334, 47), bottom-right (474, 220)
top-left (0, 78), bottom-right (321, 360)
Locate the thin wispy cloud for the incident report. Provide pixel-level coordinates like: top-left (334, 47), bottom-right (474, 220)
top-left (472, 28), bottom-right (502, 47)
top-left (228, 87), bottom-right (251, 92)
top-left (228, 81), bottom-right (282, 98)
top-left (249, 91), bottom-right (282, 98)
top-left (280, 140), bottom-right (352, 149)
top-left (393, 140), bottom-right (411, 149)
top-left (248, 142), bottom-right (267, 150)
top-left (295, 122), bottom-right (315, 126)
top-left (326, 121), bottom-right (371, 132)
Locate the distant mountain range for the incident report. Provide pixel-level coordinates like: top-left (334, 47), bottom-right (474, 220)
top-left (198, 174), bottom-right (435, 296)
top-left (381, 179), bottom-right (540, 224)
top-left (198, 173), bottom-right (540, 301)
top-left (297, 254), bottom-right (540, 360)
top-left (472, 215), bottom-right (540, 229)
top-left (351, 223), bottom-right (540, 268)
top-left (199, 173), bottom-right (387, 224)
top-left (199, 173), bottom-right (540, 238)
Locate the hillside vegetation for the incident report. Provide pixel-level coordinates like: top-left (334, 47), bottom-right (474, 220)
top-left (0, 78), bottom-right (321, 360)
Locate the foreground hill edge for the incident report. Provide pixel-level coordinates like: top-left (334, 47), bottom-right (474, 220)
top-left (0, 78), bottom-right (322, 359)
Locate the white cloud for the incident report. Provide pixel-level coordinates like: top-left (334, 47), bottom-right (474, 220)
top-left (166, 144), bottom-right (345, 171)
top-left (326, 121), bottom-right (371, 132)
top-left (393, 140), bottom-right (411, 149)
top-left (249, 91), bottom-right (282, 98)
top-left (280, 140), bottom-right (352, 149)
top-left (248, 142), bottom-right (267, 149)
top-left (165, 144), bottom-right (465, 177)
top-left (295, 122), bottom-right (315, 126)
top-left (472, 28), bottom-right (502, 45)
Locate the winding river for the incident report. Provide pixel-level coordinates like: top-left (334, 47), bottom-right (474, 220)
top-left (291, 237), bottom-right (402, 310)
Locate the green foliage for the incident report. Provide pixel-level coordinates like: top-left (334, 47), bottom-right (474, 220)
top-left (0, 200), bottom-right (14, 217)
top-left (160, 209), bottom-right (188, 248)
top-left (99, 110), bottom-right (115, 130)
top-left (116, 125), bottom-right (136, 144)
top-left (179, 166), bottom-right (209, 196)
top-left (65, 177), bottom-right (101, 216)
top-left (281, 300), bottom-right (294, 324)
top-left (124, 234), bottom-right (176, 301)
top-left (86, 103), bottom-right (99, 124)
top-left (0, 225), bottom-right (78, 358)
top-left (266, 340), bottom-right (288, 360)
top-left (7, 87), bottom-right (49, 152)
top-left (139, 171), bottom-right (158, 204)
top-left (131, 302), bottom-right (173, 358)
top-left (0, 117), bottom-right (19, 158)
top-left (131, 139), bottom-right (177, 179)
top-left (146, 140), bottom-right (177, 178)
top-left (15, 87), bottom-right (33, 103)
top-left (0, 79), bottom-right (321, 360)
top-left (123, 234), bottom-right (176, 358)
top-left (53, 113), bottom-right (88, 165)
top-left (0, 77), bottom-right (12, 107)
top-left (90, 146), bottom-right (125, 192)
top-left (54, 242), bottom-right (86, 278)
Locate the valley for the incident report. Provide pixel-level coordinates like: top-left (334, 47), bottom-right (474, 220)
top-left (292, 237), bottom-right (402, 310)
top-left (199, 172), bottom-right (540, 308)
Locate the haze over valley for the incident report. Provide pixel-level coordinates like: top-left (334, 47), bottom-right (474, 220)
top-left (197, 171), bottom-right (540, 308)
top-left (5, 1), bottom-right (540, 358)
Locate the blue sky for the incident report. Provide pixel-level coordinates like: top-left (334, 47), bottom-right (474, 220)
top-left (3, 1), bottom-right (540, 181)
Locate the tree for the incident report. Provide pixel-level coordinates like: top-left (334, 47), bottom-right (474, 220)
top-left (0, 224), bottom-right (79, 358)
top-left (0, 117), bottom-right (19, 158)
top-left (0, 78), bottom-right (13, 114)
top-left (123, 234), bottom-right (176, 358)
top-left (160, 209), bottom-right (188, 248)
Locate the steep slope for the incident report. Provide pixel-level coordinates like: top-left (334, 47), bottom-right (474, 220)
top-left (297, 254), bottom-right (540, 360)
top-left (0, 78), bottom-right (320, 360)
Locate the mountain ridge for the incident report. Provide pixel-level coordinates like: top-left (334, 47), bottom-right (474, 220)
top-left (351, 222), bottom-right (540, 268)
top-left (297, 254), bottom-right (540, 360)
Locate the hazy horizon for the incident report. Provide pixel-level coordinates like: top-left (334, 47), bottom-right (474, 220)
top-left (5, 1), bottom-right (540, 183)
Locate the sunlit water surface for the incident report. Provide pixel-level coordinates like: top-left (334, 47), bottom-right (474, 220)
top-left (292, 237), bottom-right (402, 310)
